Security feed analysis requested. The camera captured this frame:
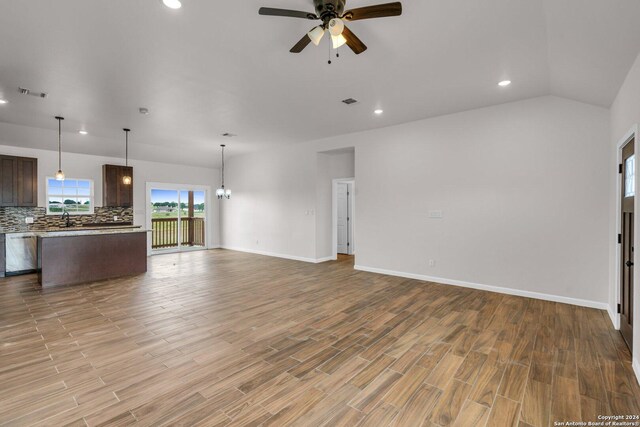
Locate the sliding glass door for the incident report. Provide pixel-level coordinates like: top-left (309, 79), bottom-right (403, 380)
top-left (150, 187), bottom-right (208, 253)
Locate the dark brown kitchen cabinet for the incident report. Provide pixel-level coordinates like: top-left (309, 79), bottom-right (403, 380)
top-left (0, 155), bottom-right (38, 207)
top-left (0, 234), bottom-right (5, 278)
top-left (0, 156), bottom-right (18, 206)
top-left (17, 157), bottom-right (38, 206)
top-left (103, 165), bottom-right (133, 207)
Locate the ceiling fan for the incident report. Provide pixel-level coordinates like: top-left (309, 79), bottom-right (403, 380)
top-left (259, 1), bottom-right (402, 55)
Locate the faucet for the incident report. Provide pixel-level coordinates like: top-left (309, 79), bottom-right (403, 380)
top-left (62, 210), bottom-right (72, 228)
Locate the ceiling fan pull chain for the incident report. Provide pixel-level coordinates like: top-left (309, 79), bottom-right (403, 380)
top-left (328, 39), bottom-right (332, 64)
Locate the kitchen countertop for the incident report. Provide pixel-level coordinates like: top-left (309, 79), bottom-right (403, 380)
top-left (1, 225), bottom-right (142, 234)
top-left (36, 227), bottom-right (149, 238)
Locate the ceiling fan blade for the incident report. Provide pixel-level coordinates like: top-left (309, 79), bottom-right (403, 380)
top-left (259, 7), bottom-right (318, 20)
top-left (290, 33), bottom-right (313, 53)
top-left (342, 2), bottom-right (402, 21)
top-left (342, 26), bottom-right (367, 54)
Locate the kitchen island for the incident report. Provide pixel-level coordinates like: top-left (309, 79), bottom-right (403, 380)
top-left (37, 228), bottom-right (148, 287)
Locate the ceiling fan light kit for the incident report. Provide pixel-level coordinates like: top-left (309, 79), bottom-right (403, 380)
top-left (328, 18), bottom-right (344, 36)
top-left (308, 26), bottom-right (326, 46)
top-left (259, 1), bottom-right (402, 56)
top-left (332, 33), bottom-right (347, 49)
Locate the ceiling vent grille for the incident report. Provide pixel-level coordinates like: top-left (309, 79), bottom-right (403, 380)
top-left (19, 87), bottom-right (47, 98)
top-left (342, 98), bottom-right (358, 105)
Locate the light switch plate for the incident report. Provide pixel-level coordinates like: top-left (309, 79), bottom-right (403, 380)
top-left (428, 210), bottom-right (443, 219)
top-left (25, 217), bottom-right (34, 224)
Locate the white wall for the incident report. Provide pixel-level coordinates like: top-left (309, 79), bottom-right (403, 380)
top-left (355, 97), bottom-right (609, 306)
top-left (316, 150), bottom-right (355, 260)
top-left (609, 52), bottom-right (640, 381)
top-left (0, 143), bottom-right (221, 247)
top-left (222, 96), bottom-right (610, 308)
top-left (221, 143), bottom-right (318, 261)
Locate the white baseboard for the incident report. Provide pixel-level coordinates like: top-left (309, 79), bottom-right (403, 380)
top-left (633, 358), bottom-right (640, 386)
top-left (607, 305), bottom-right (620, 330)
top-left (354, 264), bottom-right (609, 310)
top-left (315, 256), bottom-right (334, 263)
top-left (221, 246), bottom-right (329, 264)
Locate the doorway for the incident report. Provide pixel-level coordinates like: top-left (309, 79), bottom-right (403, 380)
top-left (146, 183), bottom-right (211, 254)
top-left (332, 178), bottom-right (355, 259)
top-left (337, 182), bottom-right (353, 254)
top-left (620, 137), bottom-right (635, 350)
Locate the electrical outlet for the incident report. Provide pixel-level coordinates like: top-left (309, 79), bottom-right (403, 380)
top-left (429, 259), bottom-right (435, 267)
top-left (113, 216), bottom-right (119, 221)
top-left (25, 217), bottom-right (34, 224)
top-left (428, 211), bottom-right (443, 219)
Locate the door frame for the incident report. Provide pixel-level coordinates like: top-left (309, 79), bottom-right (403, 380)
top-left (615, 125), bottom-right (638, 336)
top-left (145, 182), bottom-right (213, 255)
top-left (332, 177), bottom-right (355, 260)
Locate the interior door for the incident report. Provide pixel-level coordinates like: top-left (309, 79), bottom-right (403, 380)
top-left (621, 138), bottom-right (635, 350)
top-left (337, 183), bottom-right (349, 254)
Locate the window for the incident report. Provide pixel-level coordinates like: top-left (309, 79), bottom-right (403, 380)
top-left (46, 178), bottom-right (94, 215)
top-left (625, 155), bottom-right (635, 198)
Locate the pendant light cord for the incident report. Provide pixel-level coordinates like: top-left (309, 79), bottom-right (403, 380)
top-left (221, 145), bottom-right (225, 188)
top-left (56, 116), bottom-right (63, 171)
top-left (58, 118), bottom-right (61, 170)
top-left (125, 130), bottom-right (129, 167)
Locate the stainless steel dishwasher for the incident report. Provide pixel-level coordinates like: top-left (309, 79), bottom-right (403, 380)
top-left (5, 232), bottom-right (38, 275)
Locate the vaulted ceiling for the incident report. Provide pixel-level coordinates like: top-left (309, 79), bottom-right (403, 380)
top-left (1, 0), bottom-right (639, 167)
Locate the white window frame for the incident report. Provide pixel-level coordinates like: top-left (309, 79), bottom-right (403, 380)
top-left (46, 177), bottom-right (95, 215)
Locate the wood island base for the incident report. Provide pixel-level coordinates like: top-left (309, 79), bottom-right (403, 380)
top-left (38, 231), bottom-right (147, 287)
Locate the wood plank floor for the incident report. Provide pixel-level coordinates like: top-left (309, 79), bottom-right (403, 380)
top-left (1, 250), bottom-right (639, 426)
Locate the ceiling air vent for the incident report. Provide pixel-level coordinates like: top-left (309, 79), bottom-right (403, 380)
top-left (19, 87), bottom-right (47, 98)
top-left (342, 98), bottom-right (358, 105)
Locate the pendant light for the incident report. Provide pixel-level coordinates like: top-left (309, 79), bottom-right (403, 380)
top-left (122, 128), bottom-right (132, 185)
top-left (54, 116), bottom-right (65, 181)
top-left (216, 144), bottom-right (231, 199)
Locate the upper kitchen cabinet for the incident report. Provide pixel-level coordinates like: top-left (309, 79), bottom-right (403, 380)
top-left (0, 155), bottom-right (38, 207)
top-left (17, 157), bottom-right (38, 206)
top-left (103, 164), bottom-right (133, 207)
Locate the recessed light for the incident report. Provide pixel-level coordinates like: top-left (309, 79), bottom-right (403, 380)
top-left (0, 99), bottom-right (7, 104)
top-left (498, 80), bottom-right (511, 87)
top-left (162, 0), bottom-right (182, 9)
top-left (78, 130), bottom-right (88, 135)
top-left (374, 109), bottom-right (384, 115)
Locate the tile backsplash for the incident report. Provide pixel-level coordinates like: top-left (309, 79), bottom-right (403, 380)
top-left (0, 206), bottom-right (134, 232)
